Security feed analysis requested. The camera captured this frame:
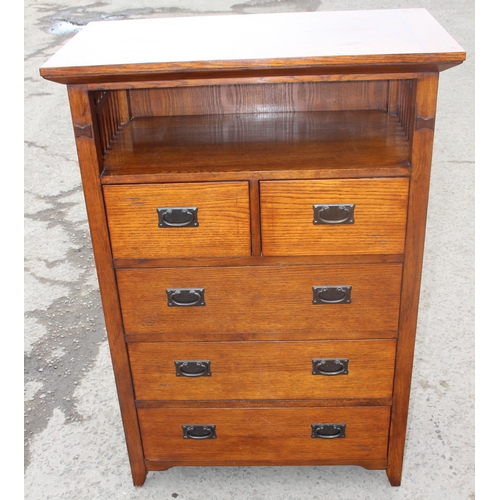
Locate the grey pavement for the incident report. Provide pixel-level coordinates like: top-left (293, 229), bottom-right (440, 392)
top-left (24, 1), bottom-right (474, 499)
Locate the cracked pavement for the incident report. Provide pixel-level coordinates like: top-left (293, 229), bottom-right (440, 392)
top-left (24, 1), bottom-right (474, 498)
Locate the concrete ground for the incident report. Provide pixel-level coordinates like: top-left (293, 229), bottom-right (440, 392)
top-left (24, 1), bottom-right (474, 498)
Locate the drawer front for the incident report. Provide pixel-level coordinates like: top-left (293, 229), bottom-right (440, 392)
top-left (103, 182), bottom-right (250, 258)
top-left (138, 406), bottom-right (390, 463)
top-left (129, 340), bottom-right (396, 401)
top-left (260, 178), bottom-right (409, 256)
top-left (116, 264), bottom-right (402, 336)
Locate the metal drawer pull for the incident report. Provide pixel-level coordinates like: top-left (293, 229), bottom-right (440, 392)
top-left (175, 360), bottom-right (211, 377)
top-left (312, 358), bottom-right (349, 376)
top-left (167, 288), bottom-right (205, 307)
top-left (312, 286), bottom-right (351, 304)
top-left (182, 425), bottom-right (216, 440)
top-left (157, 207), bottom-right (199, 227)
top-left (313, 204), bottom-right (354, 225)
top-left (311, 424), bottom-right (346, 439)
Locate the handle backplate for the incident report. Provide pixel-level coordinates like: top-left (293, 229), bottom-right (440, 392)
top-left (157, 207), bottom-right (199, 228)
top-left (182, 425), bottom-right (217, 439)
top-left (313, 204), bottom-right (355, 225)
top-left (167, 288), bottom-right (205, 307)
top-left (312, 286), bottom-right (351, 304)
top-left (312, 358), bottom-right (349, 376)
top-left (311, 424), bottom-right (346, 439)
top-left (175, 360), bottom-right (211, 377)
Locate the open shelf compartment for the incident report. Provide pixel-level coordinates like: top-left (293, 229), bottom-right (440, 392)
top-left (91, 79), bottom-right (415, 182)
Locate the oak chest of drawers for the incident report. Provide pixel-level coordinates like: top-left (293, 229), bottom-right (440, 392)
top-left (40, 9), bottom-right (465, 487)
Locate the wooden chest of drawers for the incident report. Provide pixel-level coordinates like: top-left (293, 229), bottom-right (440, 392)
top-left (40, 9), bottom-right (465, 487)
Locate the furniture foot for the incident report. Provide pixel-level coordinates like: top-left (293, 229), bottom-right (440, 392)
top-left (132, 468), bottom-right (148, 487)
top-left (386, 467), bottom-right (402, 487)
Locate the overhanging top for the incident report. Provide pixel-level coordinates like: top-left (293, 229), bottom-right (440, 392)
top-left (40, 9), bottom-right (466, 84)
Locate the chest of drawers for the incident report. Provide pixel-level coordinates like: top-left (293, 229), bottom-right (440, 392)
top-left (40, 9), bottom-right (465, 487)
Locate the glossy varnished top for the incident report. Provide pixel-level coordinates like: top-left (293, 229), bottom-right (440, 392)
top-left (40, 9), bottom-right (465, 84)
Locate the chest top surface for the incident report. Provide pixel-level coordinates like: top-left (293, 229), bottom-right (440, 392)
top-left (39, 9), bottom-right (465, 84)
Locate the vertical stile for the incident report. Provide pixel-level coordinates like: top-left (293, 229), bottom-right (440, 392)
top-left (66, 84), bottom-right (147, 486)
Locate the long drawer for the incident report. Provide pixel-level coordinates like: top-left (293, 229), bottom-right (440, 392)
top-left (138, 406), bottom-right (391, 463)
top-left (129, 340), bottom-right (396, 401)
top-left (103, 182), bottom-right (251, 259)
top-left (260, 178), bottom-right (409, 256)
top-left (116, 263), bottom-right (402, 337)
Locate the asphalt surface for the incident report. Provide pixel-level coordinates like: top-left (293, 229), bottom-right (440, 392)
top-left (24, 1), bottom-right (474, 499)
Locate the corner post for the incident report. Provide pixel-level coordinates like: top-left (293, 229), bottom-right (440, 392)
top-left (387, 72), bottom-right (439, 486)
top-left (66, 84), bottom-right (147, 486)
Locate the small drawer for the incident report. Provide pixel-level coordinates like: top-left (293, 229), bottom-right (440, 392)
top-left (138, 406), bottom-right (391, 463)
top-left (103, 182), bottom-right (250, 259)
top-left (116, 263), bottom-right (402, 337)
top-left (129, 340), bottom-right (396, 401)
top-left (260, 178), bottom-right (409, 256)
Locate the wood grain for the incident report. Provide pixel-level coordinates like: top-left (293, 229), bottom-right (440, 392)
top-left (39, 10), bottom-right (465, 84)
top-left (103, 182), bottom-right (250, 259)
top-left (114, 253), bottom-right (405, 270)
top-left (102, 165), bottom-right (410, 185)
top-left (386, 73), bottom-right (440, 487)
top-left (40, 8), bottom-right (465, 487)
top-left (84, 72), bottom-right (419, 91)
top-left (101, 111), bottom-right (410, 179)
top-left (66, 85), bottom-right (147, 486)
top-left (136, 399), bottom-right (393, 409)
top-left (260, 178), bottom-right (409, 256)
top-left (145, 457), bottom-right (387, 470)
top-left (138, 406), bottom-right (391, 463)
top-left (128, 339), bottom-right (396, 401)
top-left (128, 81), bottom-right (388, 117)
top-left (249, 180), bottom-right (262, 256)
top-left (116, 263), bottom-right (402, 336)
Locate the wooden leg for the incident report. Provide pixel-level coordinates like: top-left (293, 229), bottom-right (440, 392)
top-left (386, 466), bottom-right (402, 487)
top-left (67, 85), bottom-right (148, 489)
top-left (132, 468), bottom-right (148, 487)
top-left (386, 73), bottom-right (439, 491)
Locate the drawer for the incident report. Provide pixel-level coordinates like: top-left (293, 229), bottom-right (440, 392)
top-left (138, 406), bottom-right (391, 463)
top-left (129, 340), bottom-right (396, 401)
top-left (116, 263), bottom-right (402, 337)
top-left (260, 178), bottom-right (409, 256)
top-left (103, 182), bottom-right (250, 259)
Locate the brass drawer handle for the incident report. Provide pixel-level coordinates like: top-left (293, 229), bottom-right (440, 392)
top-left (182, 425), bottom-right (216, 440)
top-left (313, 204), bottom-right (355, 225)
top-left (167, 288), bottom-right (205, 307)
top-left (312, 358), bottom-right (349, 376)
top-left (311, 424), bottom-right (346, 439)
top-left (175, 360), bottom-right (211, 377)
top-left (312, 286), bottom-right (351, 304)
top-left (157, 207), bottom-right (199, 227)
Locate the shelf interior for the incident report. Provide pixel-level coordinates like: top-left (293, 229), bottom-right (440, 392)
top-left (92, 80), bottom-right (415, 181)
top-left (101, 110), bottom-right (410, 179)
